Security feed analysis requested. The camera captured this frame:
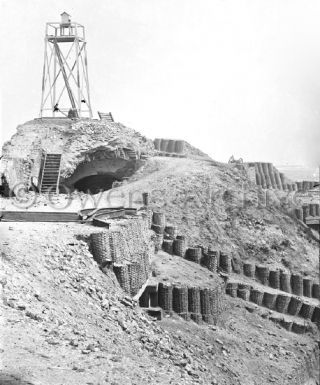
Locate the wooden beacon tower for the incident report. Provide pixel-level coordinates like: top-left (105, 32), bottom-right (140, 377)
top-left (40, 12), bottom-right (92, 119)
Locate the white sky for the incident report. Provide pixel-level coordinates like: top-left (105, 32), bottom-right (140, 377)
top-left (1, 0), bottom-right (320, 166)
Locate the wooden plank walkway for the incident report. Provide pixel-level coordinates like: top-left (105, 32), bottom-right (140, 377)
top-left (0, 211), bottom-right (80, 222)
top-left (0, 207), bottom-right (137, 223)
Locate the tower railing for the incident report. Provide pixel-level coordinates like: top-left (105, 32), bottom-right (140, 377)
top-left (45, 22), bottom-right (85, 41)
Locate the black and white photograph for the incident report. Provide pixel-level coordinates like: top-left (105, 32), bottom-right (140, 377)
top-left (0, 1), bottom-right (319, 384)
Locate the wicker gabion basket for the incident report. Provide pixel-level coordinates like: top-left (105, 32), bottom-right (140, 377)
top-left (90, 231), bottom-right (112, 265)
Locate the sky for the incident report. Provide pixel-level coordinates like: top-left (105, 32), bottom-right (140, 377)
top-left (1, 0), bottom-right (320, 166)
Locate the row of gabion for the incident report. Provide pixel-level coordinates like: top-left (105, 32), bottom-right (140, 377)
top-left (249, 162), bottom-right (317, 192)
top-left (269, 315), bottom-right (314, 335)
top-left (149, 210), bottom-right (318, 309)
top-left (165, 240), bottom-right (228, 273)
top-left (161, 225), bottom-right (318, 303)
top-left (158, 282), bottom-right (225, 324)
top-left (90, 216), bottom-right (152, 296)
top-left (296, 181), bottom-right (318, 191)
top-left (153, 138), bottom-right (186, 154)
top-left (149, 209), bottom-right (233, 274)
top-left (240, 262), bottom-right (319, 299)
top-left (162, 235), bottom-right (228, 274)
top-left (250, 162), bottom-right (296, 191)
top-left (294, 203), bottom-right (320, 222)
top-left (226, 281), bottom-right (320, 324)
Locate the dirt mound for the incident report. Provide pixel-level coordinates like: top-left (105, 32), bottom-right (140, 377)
top-left (115, 157), bottom-right (319, 279)
top-left (0, 119), bottom-right (155, 190)
top-left (1, 137), bottom-right (319, 384)
top-left (1, 221), bottom-right (319, 385)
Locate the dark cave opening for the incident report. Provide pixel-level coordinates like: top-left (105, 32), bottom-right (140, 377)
top-left (73, 174), bottom-right (119, 194)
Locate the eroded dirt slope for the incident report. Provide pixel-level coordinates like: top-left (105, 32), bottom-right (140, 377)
top-left (0, 222), bottom-right (319, 385)
top-left (115, 157), bottom-right (319, 278)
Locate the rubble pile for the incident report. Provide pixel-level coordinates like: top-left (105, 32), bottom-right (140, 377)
top-left (0, 118), bottom-right (155, 191)
top-left (61, 120), bottom-right (155, 178)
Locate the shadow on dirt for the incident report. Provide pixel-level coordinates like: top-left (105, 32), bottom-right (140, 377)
top-left (0, 373), bottom-right (35, 385)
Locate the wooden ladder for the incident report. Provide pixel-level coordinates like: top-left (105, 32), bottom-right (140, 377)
top-left (98, 111), bottom-right (114, 122)
top-left (39, 153), bottom-right (62, 194)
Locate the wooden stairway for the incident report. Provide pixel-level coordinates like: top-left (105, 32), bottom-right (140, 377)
top-left (39, 154), bottom-right (62, 194)
top-left (98, 111), bottom-right (114, 122)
